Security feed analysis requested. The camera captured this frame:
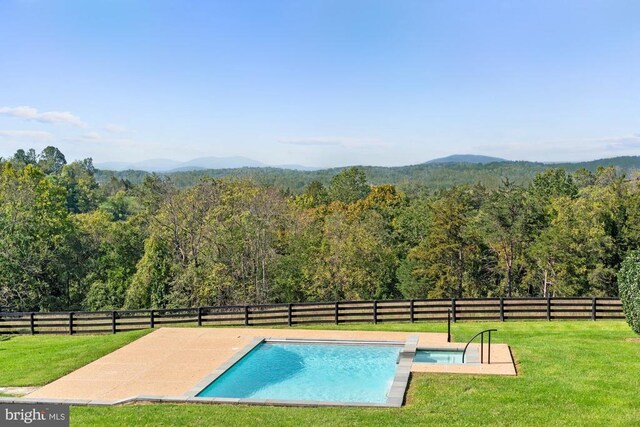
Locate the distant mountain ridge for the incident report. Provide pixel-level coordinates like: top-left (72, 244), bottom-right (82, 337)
top-left (96, 156), bottom-right (318, 172)
top-left (96, 156), bottom-right (264, 172)
top-left (425, 154), bottom-right (509, 164)
top-left (97, 153), bottom-right (512, 172)
top-left (96, 154), bottom-right (640, 177)
top-left (95, 154), bottom-right (640, 194)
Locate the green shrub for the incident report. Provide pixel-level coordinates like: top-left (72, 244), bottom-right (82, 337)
top-left (618, 250), bottom-right (640, 334)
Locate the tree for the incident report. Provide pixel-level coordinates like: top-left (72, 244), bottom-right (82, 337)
top-left (529, 168), bottom-right (577, 205)
top-left (328, 167), bottom-right (370, 204)
top-left (127, 179), bottom-right (289, 307)
top-left (572, 168), bottom-right (595, 189)
top-left (271, 208), bottom-right (324, 302)
top-left (316, 209), bottom-right (397, 300)
top-left (11, 149), bottom-right (37, 167)
top-left (303, 180), bottom-right (329, 206)
top-left (393, 197), bottom-right (431, 250)
top-left (477, 179), bottom-right (532, 296)
top-left (57, 159), bottom-right (102, 213)
top-left (125, 236), bottom-right (174, 308)
top-left (100, 190), bottom-right (140, 221)
top-left (622, 185), bottom-right (640, 253)
top-left (595, 166), bottom-right (620, 187)
top-left (37, 146), bottom-right (67, 175)
top-left (527, 196), bottom-right (612, 296)
top-left (399, 187), bottom-right (489, 298)
top-left (618, 250), bottom-right (640, 334)
top-left (76, 211), bottom-right (145, 310)
top-left (0, 164), bottom-right (74, 310)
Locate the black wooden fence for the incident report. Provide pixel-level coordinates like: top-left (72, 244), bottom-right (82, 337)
top-left (0, 297), bottom-right (624, 335)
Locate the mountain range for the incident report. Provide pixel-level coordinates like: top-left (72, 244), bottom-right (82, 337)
top-left (96, 156), bottom-right (319, 172)
top-left (95, 154), bottom-right (640, 177)
top-left (96, 154), bottom-right (507, 172)
top-left (425, 154), bottom-right (508, 164)
top-left (95, 154), bottom-right (640, 192)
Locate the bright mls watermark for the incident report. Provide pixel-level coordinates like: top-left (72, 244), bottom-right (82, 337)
top-left (1, 404), bottom-right (68, 426)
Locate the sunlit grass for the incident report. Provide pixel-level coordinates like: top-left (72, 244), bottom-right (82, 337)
top-left (0, 330), bottom-right (149, 386)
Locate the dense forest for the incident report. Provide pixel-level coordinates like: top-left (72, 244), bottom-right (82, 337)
top-left (2, 146), bottom-right (640, 312)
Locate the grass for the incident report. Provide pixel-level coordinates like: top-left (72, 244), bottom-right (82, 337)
top-left (2, 321), bottom-right (639, 426)
top-left (0, 330), bottom-right (149, 386)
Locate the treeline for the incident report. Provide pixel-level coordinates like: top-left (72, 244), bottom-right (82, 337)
top-left (1, 147), bottom-right (640, 312)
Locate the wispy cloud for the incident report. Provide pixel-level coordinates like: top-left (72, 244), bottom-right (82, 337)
top-left (278, 137), bottom-right (389, 149)
top-left (82, 132), bottom-right (102, 140)
top-left (601, 133), bottom-right (640, 150)
top-left (65, 134), bottom-right (136, 147)
top-left (0, 130), bottom-right (54, 140)
top-left (474, 133), bottom-right (640, 160)
top-left (103, 123), bottom-right (129, 134)
top-left (0, 106), bottom-right (85, 127)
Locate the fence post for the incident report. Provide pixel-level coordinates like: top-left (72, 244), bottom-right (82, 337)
top-left (451, 298), bottom-right (457, 323)
top-left (447, 309), bottom-right (451, 343)
top-left (592, 297), bottom-right (597, 321)
top-left (150, 310), bottom-right (155, 328)
top-left (69, 312), bottom-right (74, 335)
top-left (244, 305), bottom-right (249, 326)
top-left (30, 312), bottom-right (35, 335)
top-left (112, 311), bottom-right (117, 334)
top-left (499, 298), bottom-right (505, 322)
top-left (288, 303), bottom-right (292, 327)
top-left (197, 307), bottom-right (203, 327)
top-left (546, 297), bottom-right (551, 321)
top-left (334, 301), bottom-right (339, 325)
top-left (372, 300), bottom-right (378, 324)
top-left (410, 299), bottom-right (415, 323)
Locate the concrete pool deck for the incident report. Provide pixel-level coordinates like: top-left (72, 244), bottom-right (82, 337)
top-left (22, 327), bottom-right (516, 405)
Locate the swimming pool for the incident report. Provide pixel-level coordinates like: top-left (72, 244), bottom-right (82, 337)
top-left (196, 341), bottom-right (404, 404)
top-left (413, 349), bottom-right (464, 364)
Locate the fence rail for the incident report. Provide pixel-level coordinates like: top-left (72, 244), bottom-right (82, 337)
top-left (0, 297), bottom-right (624, 335)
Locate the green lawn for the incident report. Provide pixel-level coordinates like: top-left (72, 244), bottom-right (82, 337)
top-left (2, 321), bottom-right (639, 426)
top-left (0, 330), bottom-right (149, 386)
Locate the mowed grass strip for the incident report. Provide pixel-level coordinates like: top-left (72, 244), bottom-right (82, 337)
top-left (0, 330), bottom-right (149, 386)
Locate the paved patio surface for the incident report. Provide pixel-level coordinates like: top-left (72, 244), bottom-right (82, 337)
top-left (26, 327), bottom-right (515, 403)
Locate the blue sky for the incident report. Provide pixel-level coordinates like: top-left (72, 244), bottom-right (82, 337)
top-left (0, 0), bottom-right (639, 167)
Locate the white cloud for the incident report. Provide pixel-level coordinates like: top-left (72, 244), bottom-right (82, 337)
top-left (0, 130), bottom-right (54, 140)
top-left (103, 123), bottom-right (128, 134)
top-left (0, 106), bottom-right (85, 127)
top-left (82, 132), bottom-right (102, 140)
top-left (278, 137), bottom-right (389, 149)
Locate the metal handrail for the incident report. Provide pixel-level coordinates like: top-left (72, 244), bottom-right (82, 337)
top-left (461, 329), bottom-right (497, 364)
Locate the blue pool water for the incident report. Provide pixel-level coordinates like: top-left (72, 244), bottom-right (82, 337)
top-left (413, 349), bottom-right (463, 364)
top-left (197, 342), bottom-right (401, 403)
